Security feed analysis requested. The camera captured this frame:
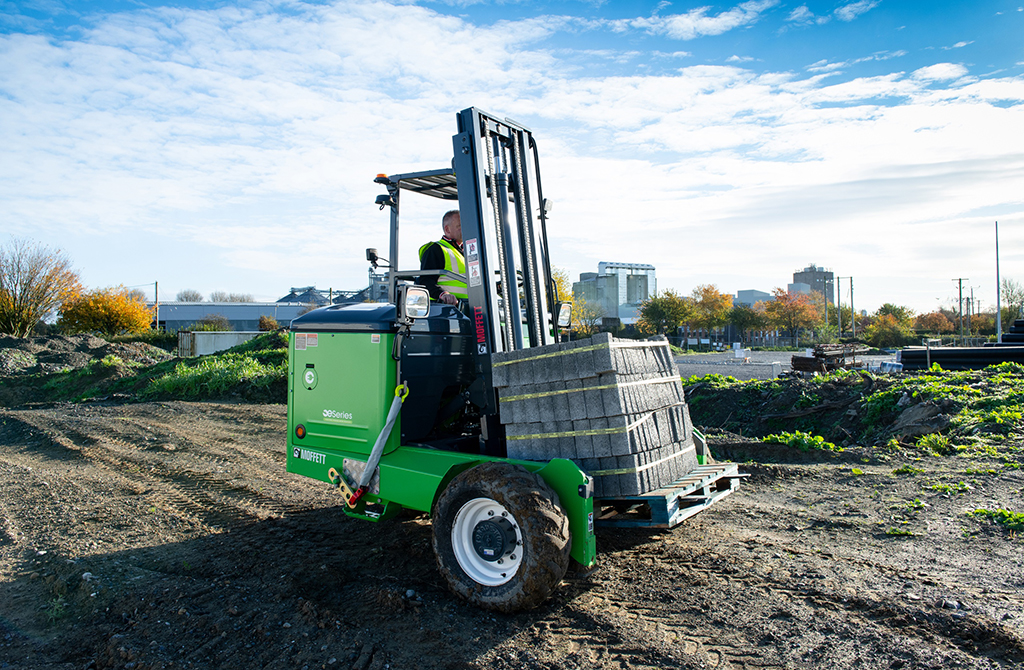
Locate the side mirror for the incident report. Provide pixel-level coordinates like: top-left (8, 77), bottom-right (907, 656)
top-left (397, 285), bottom-right (430, 323)
top-left (556, 302), bottom-right (571, 328)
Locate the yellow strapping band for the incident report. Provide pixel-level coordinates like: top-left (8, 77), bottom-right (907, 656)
top-left (492, 342), bottom-right (609, 367)
top-left (501, 375), bottom-right (681, 402)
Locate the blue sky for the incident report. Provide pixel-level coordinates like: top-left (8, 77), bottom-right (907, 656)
top-left (1, 0), bottom-right (1022, 315)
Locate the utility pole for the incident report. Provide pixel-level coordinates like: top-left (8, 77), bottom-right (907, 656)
top-left (836, 277), bottom-right (842, 336)
top-left (837, 276), bottom-right (854, 338)
top-left (154, 281), bottom-right (159, 331)
top-left (953, 277), bottom-right (968, 344)
top-left (996, 221), bottom-right (1002, 343)
top-left (850, 278), bottom-right (855, 338)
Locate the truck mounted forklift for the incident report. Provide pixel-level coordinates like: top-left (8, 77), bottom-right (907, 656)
top-left (285, 107), bottom-right (741, 612)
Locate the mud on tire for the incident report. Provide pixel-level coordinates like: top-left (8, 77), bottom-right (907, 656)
top-left (431, 461), bottom-right (571, 613)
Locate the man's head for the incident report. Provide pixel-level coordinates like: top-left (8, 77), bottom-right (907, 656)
top-left (442, 210), bottom-right (462, 245)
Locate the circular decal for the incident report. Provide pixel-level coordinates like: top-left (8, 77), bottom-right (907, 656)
top-left (303, 368), bottom-right (318, 389)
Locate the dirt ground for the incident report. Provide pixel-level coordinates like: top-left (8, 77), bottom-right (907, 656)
top-left (1, 401), bottom-right (1023, 670)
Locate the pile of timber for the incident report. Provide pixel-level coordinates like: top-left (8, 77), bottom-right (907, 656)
top-left (791, 343), bottom-right (873, 373)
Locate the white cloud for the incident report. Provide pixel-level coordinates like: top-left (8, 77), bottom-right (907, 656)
top-left (944, 41), bottom-right (974, 50)
top-left (617, 0), bottom-right (779, 40)
top-left (785, 5), bottom-right (829, 25)
top-left (835, 0), bottom-right (880, 22)
top-left (911, 63), bottom-right (970, 82)
top-left (727, 55), bottom-right (754, 63)
top-left (0, 1), bottom-right (1022, 311)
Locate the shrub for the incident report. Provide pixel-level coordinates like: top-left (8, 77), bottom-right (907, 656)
top-left (58, 285), bottom-right (153, 337)
top-left (258, 315), bottom-right (279, 331)
top-left (864, 314), bottom-right (916, 348)
top-left (188, 314), bottom-right (231, 331)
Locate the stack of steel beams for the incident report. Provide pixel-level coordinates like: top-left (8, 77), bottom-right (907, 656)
top-left (492, 333), bottom-right (698, 496)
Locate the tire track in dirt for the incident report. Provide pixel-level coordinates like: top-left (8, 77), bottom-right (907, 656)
top-left (0, 405), bottom-right (305, 533)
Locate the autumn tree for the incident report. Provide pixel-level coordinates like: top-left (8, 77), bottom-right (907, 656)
top-left (0, 238), bottom-right (82, 337)
top-left (637, 290), bottom-right (692, 335)
top-left (971, 313), bottom-right (995, 335)
top-left (863, 314), bottom-right (915, 348)
top-left (762, 288), bottom-right (818, 338)
top-left (689, 284), bottom-right (733, 334)
top-left (572, 295), bottom-right (604, 336)
top-left (875, 303), bottom-right (915, 327)
top-left (915, 311), bottom-right (953, 333)
top-left (176, 289), bottom-right (204, 302)
top-left (729, 304), bottom-right (767, 344)
top-left (59, 286), bottom-right (153, 337)
top-left (551, 267), bottom-right (572, 302)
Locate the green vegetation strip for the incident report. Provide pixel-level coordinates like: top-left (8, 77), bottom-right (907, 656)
top-left (969, 508), bottom-right (1024, 532)
top-left (762, 430), bottom-right (841, 452)
top-left (683, 362), bottom-right (1024, 457)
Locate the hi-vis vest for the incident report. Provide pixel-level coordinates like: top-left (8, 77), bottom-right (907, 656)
top-left (418, 239), bottom-right (468, 300)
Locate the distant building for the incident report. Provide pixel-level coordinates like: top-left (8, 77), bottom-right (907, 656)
top-left (154, 302), bottom-right (308, 332)
top-left (572, 262), bottom-right (656, 326)
top-left (277, 275), bottom-right (389, 306)
top-left (735, 289), bottom-right (771, 307)
top-left (787, 282), bottom-right (812, 296)
top-left (792, 264), bottom-right (834, 304)
top-left (278, 286), bottom-right (331, 305)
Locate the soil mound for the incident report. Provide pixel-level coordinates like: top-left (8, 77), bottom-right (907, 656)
top-left (0, 334), bottom-right (173, 377)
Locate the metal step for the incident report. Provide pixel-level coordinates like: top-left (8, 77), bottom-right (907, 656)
top-left (594, 463), bottom-right (744, 529)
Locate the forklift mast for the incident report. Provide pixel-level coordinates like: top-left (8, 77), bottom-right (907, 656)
top-left (375, 107), bottom-right (560, 421)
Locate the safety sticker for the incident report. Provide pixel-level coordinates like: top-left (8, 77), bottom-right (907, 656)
top-left (468, 260), bottom-right (482, 287)
top-left (466, 238), bottom-right (478, 259)
top-left (307, 334), bottom-right (318, 347)
top-left (295, 333), bottom-right (306, 350)
top-left (478, 343), bottom-right (487, 355)
top-left (371, 334), bottom-right (380, 344)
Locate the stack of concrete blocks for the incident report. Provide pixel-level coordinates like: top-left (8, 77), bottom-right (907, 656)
top-left (491, 333), bottom-right (699, 497)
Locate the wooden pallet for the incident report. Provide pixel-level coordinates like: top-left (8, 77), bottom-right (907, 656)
top-left (594, 463), bottom-right (744, 529)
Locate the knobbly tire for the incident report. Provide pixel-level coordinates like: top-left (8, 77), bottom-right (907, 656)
top-left (431, 462), bottom-right (571, 613)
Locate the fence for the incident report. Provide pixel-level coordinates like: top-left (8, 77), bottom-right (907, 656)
top-left (177, 331), bottom-right (263, 357)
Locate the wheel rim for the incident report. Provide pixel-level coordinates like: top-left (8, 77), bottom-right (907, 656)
top-left (451, 497), bottom-right (523, 586)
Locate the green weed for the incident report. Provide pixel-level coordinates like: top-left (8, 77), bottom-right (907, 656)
top-left (762, 430), bottom-right (842, 452)
top-left (968, 508), bottom-right (1024, 532)
top-left (927, 481), bottom-right (971, 494)
top-left (885, 527), bottom-right (915, 537)
top-left (916, 433), bottom-right (955, 455)
top-left (45, 596), bottom-right (68, 622)
top-left (892, 464), bottom-right (924, 476)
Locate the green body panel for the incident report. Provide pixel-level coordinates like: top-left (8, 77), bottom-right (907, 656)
top-left (287, 331), bottom-right (401, 458)
top-left (286, 330), bottom-right (597, 567)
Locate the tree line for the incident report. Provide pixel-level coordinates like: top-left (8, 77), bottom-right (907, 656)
top-left (0, 238), bottom-right (255, 338)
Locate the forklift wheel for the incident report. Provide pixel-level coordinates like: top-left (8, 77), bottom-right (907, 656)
top-left (432, 462), bottom-right (571, 613)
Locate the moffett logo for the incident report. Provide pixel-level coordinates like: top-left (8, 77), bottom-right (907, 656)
top-left (293, 447), bottom-right (326, 464)
top-left (473, 306), bottom-right (487, 346)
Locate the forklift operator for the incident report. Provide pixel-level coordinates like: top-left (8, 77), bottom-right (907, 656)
top-left (418, 209), bottom-right (468, 305)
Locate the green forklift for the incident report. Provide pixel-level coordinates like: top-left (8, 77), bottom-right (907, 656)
top-left (286, 107), bottom-right (740, 612)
